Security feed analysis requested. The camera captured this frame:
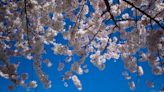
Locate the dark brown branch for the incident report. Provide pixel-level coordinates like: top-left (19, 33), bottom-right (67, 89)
top-left (116, 18), bottom-right (135, 22)
top-left (153, 9), bottom-right (164, 19)
top-left (103, 0), bottom-right (120, 29)
top-left (24, 0), bottom-right (31, 47)
top-left (122, 0), bottom-right (164, 30)
top-left (103, 0), bottom-right (111, 11)
top-left (70, 1), bottom-right (86, 40)
top-left (83, 29), bottom-right (101, 48)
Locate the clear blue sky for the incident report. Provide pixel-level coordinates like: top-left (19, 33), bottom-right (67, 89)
top-left (0, 53), bottom-right (164, 92)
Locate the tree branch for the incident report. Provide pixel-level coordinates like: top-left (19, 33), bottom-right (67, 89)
top-left (122, 0), bottom-right (164, 30)
top-left (103, 0), bottom-right (120, 29)
top-left (24, 0), bottom-right (31, 47)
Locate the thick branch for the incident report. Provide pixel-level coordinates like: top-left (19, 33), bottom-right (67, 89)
top-left (122, 0), bottom-right (164, 30)
top-left (103, 0), bottom-right (119, 28)
top-left (24, 0), bottom-right (31, 47)
top-left (103, 0), bottom-right (111, 11)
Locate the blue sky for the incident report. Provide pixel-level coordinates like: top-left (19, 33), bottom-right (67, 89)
top-left (0, 33), bottom-right (163, 92)
top-left (1, 50), bottom-right (163, 92)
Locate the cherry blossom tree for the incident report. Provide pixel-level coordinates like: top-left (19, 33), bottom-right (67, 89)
top-left (0, 0), bottom-right (163, 91)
